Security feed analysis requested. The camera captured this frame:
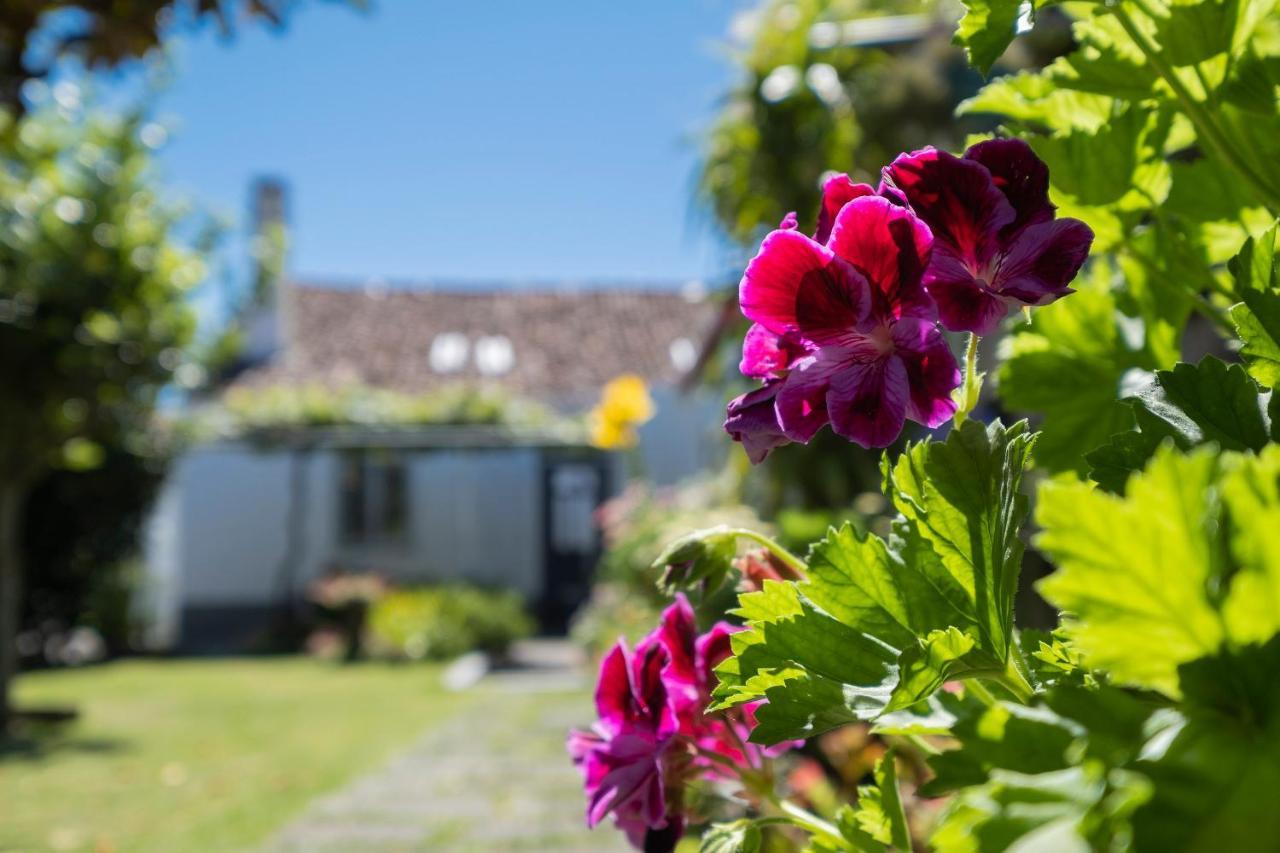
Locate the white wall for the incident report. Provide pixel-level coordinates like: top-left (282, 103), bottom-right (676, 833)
top-left (140, 443), bottom-right (547, 647)
top-left (637, 387), bottom-right (726, 486)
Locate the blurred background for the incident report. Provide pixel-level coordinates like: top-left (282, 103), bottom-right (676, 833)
top-left (0, 1), bottom-right (1071, 849)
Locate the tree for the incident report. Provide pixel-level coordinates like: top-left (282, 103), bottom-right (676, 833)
top-left (0, 1), bottom-right (362, 113)
top-left (0, 94), bottom-right (204, 726)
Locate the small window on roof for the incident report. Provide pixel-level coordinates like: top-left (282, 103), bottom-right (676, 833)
top-left (475, 334), bottom-right (514, 376)
top-left (429, 332), bottom-right (469, 373)
top-left (669, 337), bottom-right (697, 372)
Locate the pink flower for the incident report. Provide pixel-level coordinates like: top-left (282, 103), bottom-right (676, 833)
top-left (567, 636), bottom-right (682, 850)
top-left (732, 194), bottom-right (960, 452)
top-left (569, 596), bottom-right (800, 849)
top-left (880, 139), bottom-right (1093, 335)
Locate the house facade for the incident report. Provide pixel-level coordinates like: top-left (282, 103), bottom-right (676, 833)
top-left (141, 277), bottom-right (726, 651)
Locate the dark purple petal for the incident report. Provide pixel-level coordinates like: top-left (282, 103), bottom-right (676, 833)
top-left (928, 276), bottom-right (1008, 335)
top-left (826, 195), bottom-right (935, 321)
top-left (993, 218), bottom-right (1094, 306)
top-left (814, 174), bottom-right (876, 244)
top-left (964, 138), bottom-right (1053, 234)
top-left (739, 230), bottom-right (867, 339)
top-left (724, 382), bottom-right (791, 464)
top-left (881, 148), bottom-right (1014, 272)
top-left (891, 318), bottom-right (961, 427)
top-left (775, 353), bottom-right (841, 443)
top-left (825, 356), bottom-right (909, 449)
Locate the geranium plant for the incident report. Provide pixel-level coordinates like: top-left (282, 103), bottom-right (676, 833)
top-left (571, 0), bottom-right (1280, 849)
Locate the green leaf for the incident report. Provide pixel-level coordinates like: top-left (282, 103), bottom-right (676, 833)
top-left (924, 699), bottom-right (1081, 795)
top-left (700, 819), bottom-right (763, 853)
top-left (1085, 357), bottom-right (1273, 491)
top-left (854, 750), bottom-right (913, 851)
top-left (885, 420), bottom-right (1036, 662)
top-left (1131, 358), bottom-right (1272, 450)
top-left (1132, 636), bottom-right (1280, 851)
top-left (1229, 223), bottom-right (1280, 387)
top-left (958, 73), bottom-right (1112, 132)
top-left (953, 0), bottom-right (1023, 76)
top-left (997, 276), bottom-right (1146, 473)
top-left (928, 685), bottom-right (1157, 851)
top-left (713, 421), bottom-right (1037, 742)
top-left (1039, 444), bottom-right (1280, 695)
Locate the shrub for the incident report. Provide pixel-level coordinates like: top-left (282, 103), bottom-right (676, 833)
top-left (366, 585), bottom-right (534, 662)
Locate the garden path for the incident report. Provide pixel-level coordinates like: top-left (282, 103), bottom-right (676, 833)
top-left (264, 640), bottom-right (628, 852)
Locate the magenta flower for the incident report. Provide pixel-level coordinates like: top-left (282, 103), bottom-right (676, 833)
top-left (567, 636), bottom-right (683, 850)
top-left (733, 194), bottom-right (960, 451)
top-left (569, 595), bottom-right (799, 849)
top-left (881, 139), bottom-right (1094, 335)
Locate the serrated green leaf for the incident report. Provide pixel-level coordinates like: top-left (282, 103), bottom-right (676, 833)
top-left (854, 750), bottom-right (913, 851)
top-left (954, 0), bottom-right (1023, 76)
top-left (1229, 223), bottom-right (1280, 387)
top-left (1038, 447), bottom-right (1225, 695)
top-left (1039, 445), bottom-right (1280, 695)
top-left (1132, 358), bottom-right (1272, 450)
top-left (714, 421), bottom-right (1037, 743)
top-left (1085, 357), bottom-right (1273, 491)
top-left (885, 419), bottom-right (1036, 662)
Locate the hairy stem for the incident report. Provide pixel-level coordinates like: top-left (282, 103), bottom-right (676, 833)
top-left (953, 332), bottom-right (983, 427)
top-left (735, 529), bottom-right (807, 575)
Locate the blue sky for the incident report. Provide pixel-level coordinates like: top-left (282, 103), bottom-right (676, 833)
top-left (95, 0), bottom-right (753, 295)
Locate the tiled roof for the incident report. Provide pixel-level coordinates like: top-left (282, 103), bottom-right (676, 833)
top-left (229, 282), bottom-right (722, 402)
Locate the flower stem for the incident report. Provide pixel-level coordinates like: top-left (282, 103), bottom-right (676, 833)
top-left (735, 529), bottom-right (807, 576)
top-left (953, 332), bottom-right (983, 427)
top-left (774, 798), bottom-right (852, 850)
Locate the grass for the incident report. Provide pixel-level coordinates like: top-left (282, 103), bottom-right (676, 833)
top-left (0, 657), bottom-right (473, 852)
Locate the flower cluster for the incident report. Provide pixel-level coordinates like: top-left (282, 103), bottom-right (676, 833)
top-left (568, 595), bottom-right (792, 851)
top-left (725, 139), bottom-right (1092, 461)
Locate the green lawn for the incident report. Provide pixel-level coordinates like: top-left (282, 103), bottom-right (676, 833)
top-left (1, 658), bottom-right (473, 852)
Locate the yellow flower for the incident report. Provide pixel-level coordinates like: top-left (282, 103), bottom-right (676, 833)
top-left (588, 405), bottom-right (636, 449)
top-left (599, 374), bottom-right (655, 426)
top-left (587, 375), bottom-right (655, 449)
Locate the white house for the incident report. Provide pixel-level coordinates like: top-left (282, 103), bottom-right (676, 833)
top-left (142, 242), bottom-right (727, 650)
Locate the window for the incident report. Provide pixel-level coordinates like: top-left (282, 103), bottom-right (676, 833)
top-left (339, 449), bottom-right (409, 547)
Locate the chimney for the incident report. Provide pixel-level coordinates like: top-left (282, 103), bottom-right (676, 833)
top-left (243, 177), bottom-right (292, 365)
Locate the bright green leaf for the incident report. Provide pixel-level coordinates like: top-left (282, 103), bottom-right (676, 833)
top-left (954, 0), bottom-right (1023, 76)
top-left (1229, 223), bottom-right (1280, 387)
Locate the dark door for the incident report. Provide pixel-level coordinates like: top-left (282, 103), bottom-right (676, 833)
top-left (539, 450), bottom-right (608, 632)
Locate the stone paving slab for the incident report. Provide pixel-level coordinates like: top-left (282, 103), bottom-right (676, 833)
top-left (264, 642), bottom-right (628, 852)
